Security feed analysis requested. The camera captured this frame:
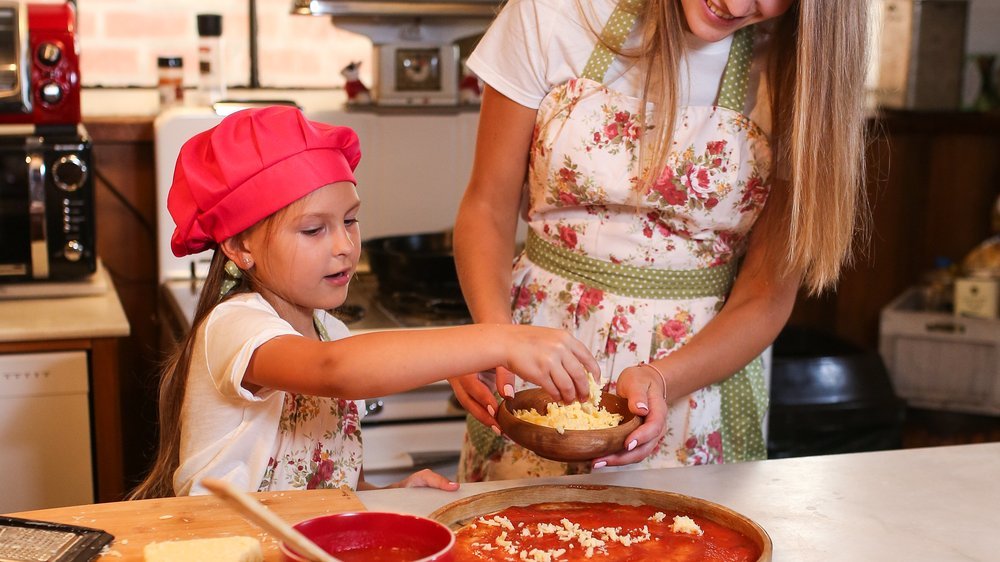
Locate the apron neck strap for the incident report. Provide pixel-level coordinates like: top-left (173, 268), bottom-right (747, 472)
top-left (581, 1), bottom-right (756, 113)
top-left (314, 314), bottom-right (330, 342)
top-left (716, 26), bottom-right (756, 112)
top-left (580, 0), bottom-right (646, 82)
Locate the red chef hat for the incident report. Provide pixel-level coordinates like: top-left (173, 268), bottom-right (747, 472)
top-left (168, 105), bottom-right (361, 256)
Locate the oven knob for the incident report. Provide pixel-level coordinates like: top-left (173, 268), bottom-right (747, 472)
top-left (64, 240), bottom-right (84, 262)
top-left (53, 155), bottom-right (88, 192)
top-left (40, 81), bottom-right (63, 105)
top-left (36, 42), bottom-right (62, 66)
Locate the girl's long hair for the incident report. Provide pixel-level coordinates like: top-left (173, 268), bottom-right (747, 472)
top-left (629, 0), bottom-right (870, 294)
top-left (129, 248), bottom-right (259, 499)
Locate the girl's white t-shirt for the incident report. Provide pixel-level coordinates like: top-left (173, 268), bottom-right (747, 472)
top-left (173, 293), bottom-right (353, 495)
top-left (467, 0), bottom-right (770, 131)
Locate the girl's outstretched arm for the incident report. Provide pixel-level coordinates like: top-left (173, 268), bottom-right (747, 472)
top-left (357, 468), bottom-right (460, 492)
top-left (245, 323), bottom-right (599, 403)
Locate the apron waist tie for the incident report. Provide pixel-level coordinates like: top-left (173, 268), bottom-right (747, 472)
top-left (525, 229), bottom-right (736, 299)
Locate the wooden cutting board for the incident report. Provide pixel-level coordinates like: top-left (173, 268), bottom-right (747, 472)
top-left (9, 488), bottom-right (365, 560)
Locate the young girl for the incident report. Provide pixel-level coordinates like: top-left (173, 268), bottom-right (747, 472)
top-left (451, 0), bottom-right (871, 480)
top-left (130, 106), bottom-right (598, 498)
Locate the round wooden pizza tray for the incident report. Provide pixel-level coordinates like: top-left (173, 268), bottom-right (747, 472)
top-left (428, 483), bottom-right (772, 561)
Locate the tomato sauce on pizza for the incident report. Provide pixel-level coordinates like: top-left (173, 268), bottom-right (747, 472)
top-left (453, 501), bottom-right (760, 562)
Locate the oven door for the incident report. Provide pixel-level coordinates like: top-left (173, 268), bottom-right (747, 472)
top-left (0, 132), bottom-right (95, 281)
top-left (0, 138), bottom-right (32, 277)
top-left (360, 382), bottom-right (466, 487)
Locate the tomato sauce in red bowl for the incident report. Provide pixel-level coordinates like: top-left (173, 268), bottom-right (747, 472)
top-left (280, 511), bottom-right (455, 562)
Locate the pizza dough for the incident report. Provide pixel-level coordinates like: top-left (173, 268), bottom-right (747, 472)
top-left (453, 501), bottom-right (760, 562)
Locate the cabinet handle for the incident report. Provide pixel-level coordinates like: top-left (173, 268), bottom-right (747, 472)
top-left (925, 321), bottom-right (965, 334)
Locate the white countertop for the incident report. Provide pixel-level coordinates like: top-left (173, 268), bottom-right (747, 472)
top-left (357, 442), bottom-right (1000, 561)
top-left (0, 262), bottom-right (130, 342)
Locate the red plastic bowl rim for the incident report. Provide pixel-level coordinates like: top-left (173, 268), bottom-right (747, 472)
top-left (278, 511), bottom-right (456, 562)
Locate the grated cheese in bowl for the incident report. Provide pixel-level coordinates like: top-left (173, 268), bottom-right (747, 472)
top-left (512, 374), bottom-right (624, 434)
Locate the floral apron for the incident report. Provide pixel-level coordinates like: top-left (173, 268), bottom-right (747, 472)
top-left (257, 316), bottom-right (364, 491)
top-left (459, 0), bottom-right (772, 482)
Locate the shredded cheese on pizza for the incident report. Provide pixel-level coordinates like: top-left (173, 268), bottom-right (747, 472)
top-left (456, 502), bottom-right (756, 561)
top-left (513, 374), bottom-right (623, 434)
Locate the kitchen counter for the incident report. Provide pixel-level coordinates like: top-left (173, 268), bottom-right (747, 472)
top-left (0, 262), bottom-right (129, 343)
top-left (0, 262), bottom-right (131, 502)
top-left (359, 442), bottom-right (1000, 561)
top-left (4, 443), bottom-right (997, 560)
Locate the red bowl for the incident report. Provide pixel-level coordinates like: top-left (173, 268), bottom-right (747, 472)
top-left (280, 511), bottom-right (455, 562)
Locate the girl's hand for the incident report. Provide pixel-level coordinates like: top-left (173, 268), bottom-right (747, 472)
top-left (591, 364), bottom-right (669, 468)
top-left (449, 369), bottom-right (504, 430)
top-left (503, 326), bottom-right (600, 404)
top-left (387, 469), bottom-right (460, 491)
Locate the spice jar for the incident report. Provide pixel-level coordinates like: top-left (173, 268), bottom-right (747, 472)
top-left (157, 56), bottom-right (184, 109)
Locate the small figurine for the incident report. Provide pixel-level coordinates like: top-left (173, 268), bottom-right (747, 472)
top-left (341, 61), bottom-right (372, 105)
top-left (459, 59), bottom-right (482, 105)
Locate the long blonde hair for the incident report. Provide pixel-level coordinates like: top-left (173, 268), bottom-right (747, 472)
top-left (630, 0), bottom-right (870, 294)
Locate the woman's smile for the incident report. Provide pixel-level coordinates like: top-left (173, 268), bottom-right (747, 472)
top-left (705, 0), bottom-right (745, 21)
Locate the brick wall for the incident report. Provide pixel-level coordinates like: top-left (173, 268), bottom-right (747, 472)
top-left (75, 0), bottom-right (373, 89)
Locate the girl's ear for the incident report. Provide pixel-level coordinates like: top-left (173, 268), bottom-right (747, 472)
top-left (219, 237), bottom-right (253, 269)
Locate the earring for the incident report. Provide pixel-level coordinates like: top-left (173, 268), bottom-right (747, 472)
top-left (220, 259), bottom-right (243, 298)
top-left (243, 257), bottom-right (252, 268)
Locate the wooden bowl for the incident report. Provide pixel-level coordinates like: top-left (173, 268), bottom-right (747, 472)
top-left (496, 388), bottom-right (641, 462)
top-left (429, 484), bottom-right (771, 562)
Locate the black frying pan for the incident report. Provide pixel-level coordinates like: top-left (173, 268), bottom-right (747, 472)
top-left (362, 231), bottom-right (463, 300)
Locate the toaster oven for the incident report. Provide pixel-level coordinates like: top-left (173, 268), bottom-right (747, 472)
top-left (0, 1), bottom-right (81, 129)
top-left (0, 127), bottom-right (95, 281)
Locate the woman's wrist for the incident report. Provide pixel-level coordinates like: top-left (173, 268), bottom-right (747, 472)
top-left (638, 361), bottom-right (668, 400)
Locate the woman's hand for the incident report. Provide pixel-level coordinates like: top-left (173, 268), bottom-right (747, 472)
top-left (450, 367), bottom-right (512, 430)
top-left (591, 364), bottom-right (669, 468)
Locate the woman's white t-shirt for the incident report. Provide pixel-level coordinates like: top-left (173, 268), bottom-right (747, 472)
top-left (467, 0), bottom-right (770, 131)
top-left (173, 293), bottom-right (354, 495)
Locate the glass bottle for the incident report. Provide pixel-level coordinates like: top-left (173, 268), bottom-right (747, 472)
top-left (157, 56), bottom-right (184, 109)
top-left (196, 14), bottom-right (225, 105)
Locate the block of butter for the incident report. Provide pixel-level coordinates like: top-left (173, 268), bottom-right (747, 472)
top-left (143, 536), bottom-right (263, 562)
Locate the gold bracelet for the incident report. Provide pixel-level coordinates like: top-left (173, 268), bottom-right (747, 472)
top-left (639, 362), bottom-right (667, 400)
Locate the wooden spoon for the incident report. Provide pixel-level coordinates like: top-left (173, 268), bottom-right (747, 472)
top-left (201, 478), bottom-right (340, 562)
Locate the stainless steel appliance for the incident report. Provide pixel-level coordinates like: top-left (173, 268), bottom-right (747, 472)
top-left (0, 126), bottom-right (95, 281)
top-left (292, 0), bottom-right (500, 106)
top-left (0, 1), bottom-right (92, 282)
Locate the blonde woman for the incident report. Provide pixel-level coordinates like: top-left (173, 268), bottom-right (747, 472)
top-left (451, 0), bottom-right (870, 480)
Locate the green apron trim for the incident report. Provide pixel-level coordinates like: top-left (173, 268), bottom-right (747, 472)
top-left (719, 356), bottom-right (768, 461)
top-left (314, 315), bottom-right (330, 342)
top-left (580, 0), bottom-right (646, 82)
top-left (716, 26), bottom-right (755, 112)
top-left (526, 229), bottom-right (736, 300)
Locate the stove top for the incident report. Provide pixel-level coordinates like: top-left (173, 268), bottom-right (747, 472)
top-left (161, 271), bottom-right (471, 335)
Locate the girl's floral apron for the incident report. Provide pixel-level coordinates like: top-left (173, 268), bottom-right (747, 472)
top-left (460, 0), bottom-right (772, 481)
top-left (257, 316), bottom-right (363, 491)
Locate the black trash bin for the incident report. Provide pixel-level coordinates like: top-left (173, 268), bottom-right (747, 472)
top-left (767, 326), bottom-right (906, 458)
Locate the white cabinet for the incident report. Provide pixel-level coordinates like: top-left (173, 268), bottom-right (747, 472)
top-left (0, 351), bottom-right (94, 512)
